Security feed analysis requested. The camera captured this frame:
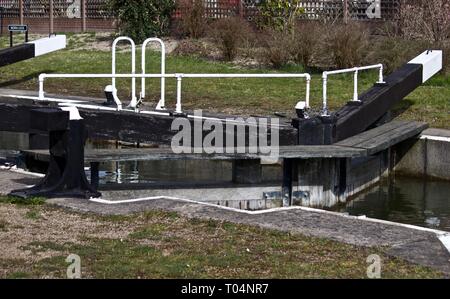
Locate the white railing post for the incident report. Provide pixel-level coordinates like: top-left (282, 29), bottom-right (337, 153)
top-left (112, 36), bottom-right (136, 110)
top-left (141, 38), bottom-right (166, 110)
top-left (38, 74), bottom-right (45, 100)
top-left (353, 69), bottom-right (359, 102)
top-left (305, 74), bottom-right (311, 108)
top-left (175, 73), bottom-right (183, 114)
top-left (378, 64), bottom-right (384, 84)
top-left (322, 72), bottom-right (328, 116)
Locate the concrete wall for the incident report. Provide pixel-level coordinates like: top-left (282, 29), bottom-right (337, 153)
top-left (393, 128), bottom-right (450, 181)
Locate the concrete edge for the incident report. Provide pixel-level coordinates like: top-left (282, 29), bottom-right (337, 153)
top-left (90, 195), bottom-right (450, 254)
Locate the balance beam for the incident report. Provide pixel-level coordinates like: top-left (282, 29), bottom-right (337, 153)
top-left (0, 35), bottom-right (66, 68)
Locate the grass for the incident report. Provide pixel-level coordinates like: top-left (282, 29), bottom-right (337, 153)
top-left (25, 209), bottom-right (41, 220)
top-left (0, 34), bottom-right (448, 127)
top-left (0, 197), bottom-right (443, 278)
top-left (0, 195), bottom-right (46, 205)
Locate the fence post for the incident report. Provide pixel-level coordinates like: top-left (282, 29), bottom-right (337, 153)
top-left (81, 0), bottom-right (86, 32)
top-left (239, 0), bottom-right (244, 17)
top-left (19, 0), bottom-right (23, 24)
top-left (343, 0), bottom-right (349, 24)
top-left (49, 0), bottom-right (54, 34)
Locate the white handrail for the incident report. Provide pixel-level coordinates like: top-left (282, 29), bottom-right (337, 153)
top-left (322, 64), bottom-right (384, 116)
top-left (112, 36), bottom-right (137, 110)
top-left (38, 72), bottom-right (311, 114)
top-left (141, 38), bottom-right (166, 110)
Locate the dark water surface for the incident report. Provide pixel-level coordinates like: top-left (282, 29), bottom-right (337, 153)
top-left (332, 176), bottom-right (450, 231)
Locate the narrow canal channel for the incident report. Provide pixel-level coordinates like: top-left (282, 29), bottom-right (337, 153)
top-left (1, 132), bottom-right (449, 232)
top-left (330, 176), bottom-right (450, 232)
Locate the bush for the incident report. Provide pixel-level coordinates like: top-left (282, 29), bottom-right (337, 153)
top-left (209, 17), bottom-right (252, 61)
top-left (260, 29), bottom-right (292, 68)
top-left (441, 42), bottom-right (450, 74)
top-left (110, 0), bottom-right (176, 43)
top-left (365, 37), bottom-right (427, 73)
top-left (325, 23), bottom-right (369, 68)
top-left (178, 0), bottom-right (207, 39)
top-left (290, 22), bottom-right (321, 69)
top-left (257, 0), bottom-right (304, 32)
top-left (399, 0), bottom-right (450, 43)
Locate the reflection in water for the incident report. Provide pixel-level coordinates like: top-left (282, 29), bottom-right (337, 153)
top-left (89, 159), bottom-right (282, 185)
top-left (333, 176), bottom-right (450, 232)
top-left (92, 159), bottom-right (233, 184)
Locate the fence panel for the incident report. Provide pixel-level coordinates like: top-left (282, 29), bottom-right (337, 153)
top-left (87, 0), bottom-right (112, 19)
top-left (0, 0), bottom-right (401, 34)
top-left (0, 0), bottom-right (19, 17)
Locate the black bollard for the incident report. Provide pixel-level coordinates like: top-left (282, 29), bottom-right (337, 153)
top-left (10, 107), bottom-right (101, 199)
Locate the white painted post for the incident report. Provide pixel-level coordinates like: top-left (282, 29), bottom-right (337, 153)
top-left (353, 69), bottom-right (359, 101)
top-left (322, 73), bottom-right (328, 116)
top-left (378, 64), bottom-right (384, 83)
top-left (305, 74), bottom-right (311, 108)
top-left (38, 74), bottom-right (45, 100)
top-left (176, 74), bottom-right (183, 114)
top-left (112, 36), bottom-right (136, 110)
top-left (141, 38), bottom-right (166, 110)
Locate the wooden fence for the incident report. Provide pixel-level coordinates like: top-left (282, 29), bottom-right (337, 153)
top-left (0, 0), bottom-right (114, 33)
top-left (175, 0), bottom-right (400, 22)
top-left (0, 0), bottom-right (400, 34)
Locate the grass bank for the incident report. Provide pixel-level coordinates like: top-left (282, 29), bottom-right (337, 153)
top-left (0, 34), bottom-right (448, 128)
top-left (0, 197), bottom-right (443, 278)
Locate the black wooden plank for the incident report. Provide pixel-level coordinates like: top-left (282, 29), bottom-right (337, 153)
top-left (351, 121), bottom-right (425, 147)
top-left (0, 98), bottom-right (298, 146)
top-left (335, 120), bottom-right (412, 147)
top-left (336, 121), bottom-right (428, 155)
top-left (22, 144), bottom-right (366, 163)
top-left (0, 43), bottom-right (35, 67)
top-left (347, 122), bottom-right (425, 152)
top-left (361, 123), bottom-right (428, 155)
top-left (277, 145), bottom-right (365, 158)
top-left (79, 108), bottom-right (298, 146)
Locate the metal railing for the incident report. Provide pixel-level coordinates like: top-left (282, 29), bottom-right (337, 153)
top-left (38, 72), bottom-right (311, 114)
top-left (38, 36), bottom-right (389, 116)
top-left (321, 64), bottom-right (385, 116)
top-left (111, 36), bottom-right (136, 109)
top-left (141, 38), bottom-right (166, 110)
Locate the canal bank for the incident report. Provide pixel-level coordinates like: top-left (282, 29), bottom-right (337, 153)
top-left (1, 169), bottom-right (449, 275)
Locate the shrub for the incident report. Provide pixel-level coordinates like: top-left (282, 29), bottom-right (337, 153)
top-left (290, 21), bottom-right (321, 69)
top-left (209, 17), bottom-right (252, 61)
top-left (109, 0), bottom-right (176, 43)
top-left (441, 42), bottom-right (450, 74)
top-left (178, 0), bottom-right (207, 39)
top-left (325, 23), bottom-right (369, 69)
top-left (257, 0), bottom-right (305, 32)
top-left (260, 29), bottom-right (292, 68)
top-left (364, 37), bottom-right (425, 73)
top-left (399, 0), bottom-right (450, 43)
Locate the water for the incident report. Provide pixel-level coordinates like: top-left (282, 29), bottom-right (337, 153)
top-left (332, 176), bottom-right (450, 232)
top-left (1, 131), bottom-right (450, 231)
